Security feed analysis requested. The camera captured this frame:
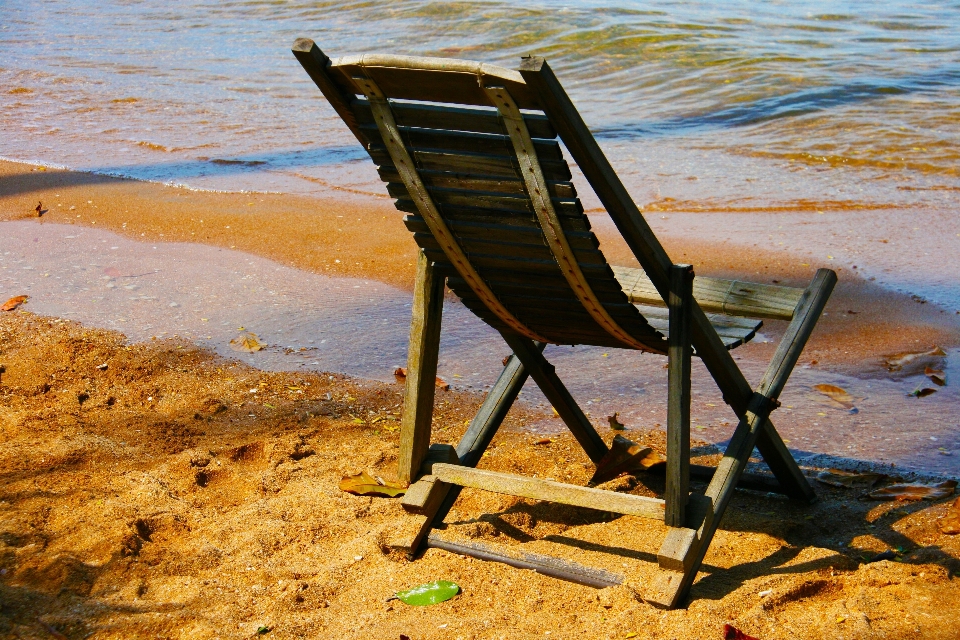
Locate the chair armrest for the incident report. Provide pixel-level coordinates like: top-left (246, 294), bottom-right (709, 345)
top-left (611, 266), bottom-right (804, 321)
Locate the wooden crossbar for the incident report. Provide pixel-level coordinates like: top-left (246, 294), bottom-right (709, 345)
top-left (612, 266), bottom-right (804, 321)
top-left (432, 464), bottom-right (666, 520)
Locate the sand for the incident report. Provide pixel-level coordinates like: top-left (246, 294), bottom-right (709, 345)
top-left (1, 312), bottom-right (959, 639)
top-left (2, 160), bottom-right (960, 638)
top-left (2, 160), bottom-right (959, 372)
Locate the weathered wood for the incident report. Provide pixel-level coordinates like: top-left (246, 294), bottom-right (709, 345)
top-left (354, 99), bottom-right (557, 139)
top-left (381, 166), bottom-right (577, 198)
top-left (361, 123), bottom-right (563, 161)
top-left (426, 534), bottom-right (624, 588)
top-left (500, 334), bottom-right (609, 462)
top-left (400, 204), bottom-right (591, 231)
top-left (405, 347), bottom-right (541, 557)
top-left (665, 264), bottom-right (694, 528)
top-left (369, 148), bottom-right (573, 182)
top-left (291, 39), bottom-right (369, 147)
top-left (648, 268), bottom-right (837, 608)
top-left (433, 464), bottom-right (666, 520)
top-left (397, 250), bottom-right (446, 484)
top-left (332, 54), bottom-right (543, 109)
top-left (393, 185), bottom-right (583, 217)
top-left (612, 266), bottom-right (804, 321)
top-left (359, 74), bottom-right (550, 344)
top-left (401, 475), bottom-right (447, 514)
top-left (405, 215), bottom-right (597, 250)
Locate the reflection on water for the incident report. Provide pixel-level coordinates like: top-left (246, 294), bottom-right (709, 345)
top-left (2, 221), bottom-right (957, 475)
top-left (3, 0), bottom-right (960, 206)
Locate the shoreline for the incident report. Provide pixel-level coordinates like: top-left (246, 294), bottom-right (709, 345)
top-left (2, 159), bottom-right (959, 373)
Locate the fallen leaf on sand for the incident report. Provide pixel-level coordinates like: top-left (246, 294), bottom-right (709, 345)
top-left (812, 383), bottom-right (856, 409)
top-left (883, 346), bottom-right (946, 372)
top-left (534, 438), bottom-right (552, 445)
top-left (393, 367), bottom-right (449, 390)
top-left (338, 471), bottom-right (406, 497)
top-left (910, 387), bottom-right (937, 398)
top-left (924, 366), bottom-right (946, 386)
top-left (395, 580), bottom-right (460, 606)
top-left (867, 479), bottom-right (957, 502)
top-left (590, 434), bottom-right (665, 485)
top-left (1, 295), bottom-right (28, 311)
top-left (35, 201), bottom-right (43, 217)
top-left (939, 497), bottom-right (960, 535)
top-left (229, 332), bottom-right (264, 352)
top-left (816, 468), bottom-right (885, 489)
top-left (608, 412), bottom-right (625, 430)
top-left (723, 624), bottom-right (760, 640)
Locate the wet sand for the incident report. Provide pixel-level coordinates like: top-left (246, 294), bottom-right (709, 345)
top-left (1, 313), bottom-right (959, 639)
top-left (3, 159), bottom-right (960, 475)
top-left (3, 159), bottom-right (958, 369)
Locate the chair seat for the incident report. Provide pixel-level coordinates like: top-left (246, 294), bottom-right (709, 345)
top-left (637, 305), bottom-right (761, 350)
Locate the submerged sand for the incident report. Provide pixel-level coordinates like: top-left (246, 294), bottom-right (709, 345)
top-left (1, 313), bottom-right (959, 639)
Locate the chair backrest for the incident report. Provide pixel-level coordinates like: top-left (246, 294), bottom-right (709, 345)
top-left (322, 53), bottom-right (667, 353)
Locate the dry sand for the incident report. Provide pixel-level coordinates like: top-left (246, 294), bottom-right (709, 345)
top-left (2, 160), bottom-right (960, 638)
top-left (1, 312), bottom-right (959, 639)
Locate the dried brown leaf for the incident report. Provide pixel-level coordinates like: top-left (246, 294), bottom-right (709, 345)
top-left (589, 434), bottom-right (665, 485)
top-left (816, 468), bottom-right (885, 489)
top-left (883, 346), bottom-right (947, 372)
top-left (1, 295), bottom-right (28, 311)
top-left (392, 367), bottom-right (448, 390)
top-left (924, 366), bottom-right (946, 386)
top-left (911, 387), bottom-right (937, 398)
top-left (607, 412), bottom-right (625, 430)
top-left (338, 471), bottom-right (406, 497)
top-left (867, 479), bottom-right (957, 502)
top-left (812, 383), bottom-right (856, 408)
top-left (229, 332), bottom-right (264, 352)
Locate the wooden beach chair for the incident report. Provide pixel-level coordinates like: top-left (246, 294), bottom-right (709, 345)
top-left (292, 39), bottom-right (836, 608)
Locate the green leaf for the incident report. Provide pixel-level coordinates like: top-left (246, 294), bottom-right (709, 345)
top-left (395, 580), bottom-right (460, 606)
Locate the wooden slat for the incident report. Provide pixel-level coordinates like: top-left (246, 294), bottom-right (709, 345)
top-left (413, 233), bottom-right (607, 267)
top-left (638, 306), bottom-right (760, 350)
top-left (354, 99), bottom-right (557, 139)
top-left (361, 124), bottom-right (563, 161)
top-left (380, 166), bottom-right (577, 198)
top-left (369, 148), bottom-right (573, 182)
top-left (426, 534), bottom-right (624, 589)
top-left (612, 266), bottom-right (804, 321)
top-left (665, 264), bottom-right (694, 528)
top-left (433, 464), bottom-right (666, 520)
top-left (333, 54), bottom-right (542, 109)
top-left (404, 216), bottom-right (597, 250)
top-left (397, 250), bottom-right (446, 484)
top-left (401, 205), bottom-right (590, 232)
top-left (389, 183), bottom-right (581, 216)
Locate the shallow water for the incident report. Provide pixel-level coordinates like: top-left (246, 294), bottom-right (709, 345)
top-left (4, 0), bottom-right (960, 205)
top-left (2, 220), bottom-right (957, 475)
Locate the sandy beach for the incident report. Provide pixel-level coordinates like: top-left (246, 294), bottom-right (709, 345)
top-left (1, 311), bottom-right (959, 639)
top-left (2, 157), bottom-right (960, 638)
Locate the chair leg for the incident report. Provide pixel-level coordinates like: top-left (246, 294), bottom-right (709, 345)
top-left (648, 268), bottom-right (837, 608)
top-left (665, 264), bottom-right (693, 527)
top-left (402, 346), bottom-right (541, 557)
top-left (500, 333), bottom-right (609, 464)
top-left (397, 250), bottom-right (446, 485)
